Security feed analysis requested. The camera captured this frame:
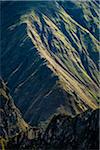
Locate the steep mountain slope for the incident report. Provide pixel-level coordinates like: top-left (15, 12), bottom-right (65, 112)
top-left (6, 108), bottom-right (99, 150)
top-left (0, 78), bottom-right (28, 139)
top-left (58, 0), bottom-right (99, 40)
top-left (39, 109), bottom-right (99, 150)
top-left (0, 78), bottom-right (28, 149)
top-left (1, 1), bottom-right (99, 125)
top-left (0, 79), bottom-right (41, 149)
top-left (0, 79), bottom-right (99, 150)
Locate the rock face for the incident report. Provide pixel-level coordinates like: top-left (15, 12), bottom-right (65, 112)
top-left (0, 79), bottom-right (99, 150)
top-left (6, 109), bottom-right (99, 150)
top-left (40, 109), bottom-right (99, 150)
top-left (0, 79), bottom-right (28, 146)
top-left (1, 1), bottom-right (99, 125)
top-left (0, 79), bottom-right (40, 149)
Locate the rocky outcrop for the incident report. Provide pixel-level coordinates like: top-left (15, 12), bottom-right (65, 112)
top-left (0, 78), bottom-right (28, 138)
top-left (0, 79), bottom-right (99, 149)
top-left (39, 109), bottom-right (99, 150)
top-left (0, 79), bottom-right (43, 150)
top-left (0, 78), bottom-right (29, 149)
top-left (6, 109), bottom-right (99, 150)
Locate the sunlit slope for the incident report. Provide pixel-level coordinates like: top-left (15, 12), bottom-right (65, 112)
top-left (1, 1), bottom-right (99, 124)
top-left (21, 5), bottom-right (99, 106)
top-left (58, 0), bottom-right (99, 40)
top-left (2, 22), bottom-right (88, 124)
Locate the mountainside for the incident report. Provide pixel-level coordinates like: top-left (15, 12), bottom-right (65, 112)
top-left (39, 108), bottom-right (99, 150)
top-left (58, 0), bottom-right (99, 40)
top-left (0, 79), bottom-right (42, 149)
top-left (0, 1), bottom-right (99, 149)
top-left (1, 0), bottom-right (99, 126)
top-left (5, 111), bottom-right (100, 150)
top-left (0, 79), bottom-right (99, 150)
top-left (0, 78), bottom-right (28, 139)
top-left (6, 109), bottom-right (99, 150)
